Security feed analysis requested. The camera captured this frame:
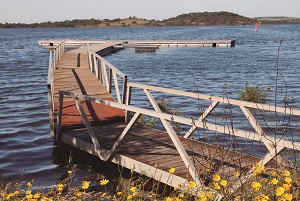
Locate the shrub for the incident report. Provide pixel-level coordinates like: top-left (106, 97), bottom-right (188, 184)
top-left (238, 83), bottom-right (269, 103)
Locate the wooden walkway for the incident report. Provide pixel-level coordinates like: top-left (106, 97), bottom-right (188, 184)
top-left (40, 40), bottom-right (300, 198)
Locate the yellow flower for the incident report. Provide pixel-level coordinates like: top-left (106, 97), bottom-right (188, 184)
top-left (253, 162), bottom-right (265, 176)
top-left (234, 171), bottom-right (240, 177)
top-left (166, 197), bottom-right (173, 201)
top-left (100, 179), bottom-right (109, 186)
top-left (67, 170), bottom-right (72, 174)
top-left (251, 181), bottom-right (262, 191)
top-left (130, 186), bottom-right (137, 193)
top-left (284, 177), bottom-right (292, 184)
top-left (6, 193), bottom-right (15, 200)
top-left (26, 190), bottom-right (32, 195)
top-left (214, 183), bottom-right (221, 190)
top-left (188, 181), bottom-right (196, 188)
top-left (283, 183), bottom-right (291, 191)
top-left (127, 195), bottom-right (133, 200)
top-left (220, 179), bottom-right (227, 187)
top-left (283, 170), bottom-right (290, 177)
top-left (199, 192), bottom-right (206, 198)
top-left (270, 178), bottom-right (279, 185)
top-left (284, 193), bottom-right (293, 201)
top-left (117, 191), bottom-right (122, 196)
top-left (75, 191), bottom-right (82, 197)
top-left (179, 193), bottom-right (184, 198)
top-left (57, 183), bottom-right (65, 191)
top-left (33, 193), bottom-right (41, 199)
top-left (212, 174), bottom-right (221, 182)
top-left (13, 191), bottom-right (19, 195)
top-left (27, 182), bottom-right (33, 187)
top-left (169, 167), bottom-right (176, 174)
top-left (276, 187), bottom-right (285, 197)
top-left (255, 194), bottom-right (270, 201)
top-left (205, 192), bottom-right (211, 198)
top-left (82, 181), bottom-right (91, 190)
top-left (271, 170), bottom-right (277, 177)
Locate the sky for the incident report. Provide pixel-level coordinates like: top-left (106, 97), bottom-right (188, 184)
top-left (1, 0), bottom-right (300, 24)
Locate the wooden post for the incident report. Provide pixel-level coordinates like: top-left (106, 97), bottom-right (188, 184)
top-left (55, 93), bottom-right (64, 142)
top-left (125, 85), bottom-right (132, 123)
top-left (122, 76), bottom-right (128, 104)
top-left (109, 68), bottom-right (112, 94)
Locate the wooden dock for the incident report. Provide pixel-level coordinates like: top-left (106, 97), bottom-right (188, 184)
top-left (40, 40), bottom-right (300, 198)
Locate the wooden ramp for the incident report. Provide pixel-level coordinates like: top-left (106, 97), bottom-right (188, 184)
top-left (41, 40), bottom-right (300, 199)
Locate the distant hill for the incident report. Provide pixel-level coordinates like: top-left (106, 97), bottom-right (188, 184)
top-left (254, 16), bottom-right (300, 24)
top-left (0, 11), bottom-right (299, 28)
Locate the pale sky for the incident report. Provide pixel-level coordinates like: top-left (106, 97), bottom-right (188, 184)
top-left (1, 0), bottom-right (300, 24)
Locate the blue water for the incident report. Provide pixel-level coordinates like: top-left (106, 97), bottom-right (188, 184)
top-left (0, 25), bottom-right (300, 187)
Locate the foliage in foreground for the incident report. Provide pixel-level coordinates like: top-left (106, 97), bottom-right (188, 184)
top-left (238, 83), bottom-right (269, 103)
top-left (1, 162), bottom-right (300, 201)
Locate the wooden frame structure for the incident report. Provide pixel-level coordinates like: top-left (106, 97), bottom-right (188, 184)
top-left (41, 40), bottom-right (300, 199)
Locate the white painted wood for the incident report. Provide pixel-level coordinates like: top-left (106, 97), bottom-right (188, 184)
top-left (61, 134), bottom-right (188, 188)
top-left (59, 90), bottom-right (300, 151)
top-left (113, 72), bottom-right (121, 103)
top-left (184, 101), bottom-right (219, 138)
top-left (143, 89), bottom-right (203, 187)
top-left (127, 82), bottom-right (300, 115)
top-left (73, 97), bottom-right (104, 159)
top-left (55, 93), bottom-right (64, 141)
top-left (107, 112), bottom-right (141, 161)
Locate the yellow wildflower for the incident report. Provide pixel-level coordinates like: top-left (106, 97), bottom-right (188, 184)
top-left (283, 170), bottom-right (290, 177)
top-left (284, 193), bottom-right (293, 201)
top-left (130, 186), bottom-right (137, 193)
top-left (270, 178), bottom-right (279, 185)
top-left (127, 195), bottom-right (133, 200)
top-left (117, 191), bottom-right (122, 196)
top-left (100, 179), bottom-right (109, 186)
top-left (82, 181), bottom-right (91, 190)
top-left (271, 170), bottom-right (277, 177)
top-left (283, 183), bottom-right (291, 191)
top-left (188, 181), bottom-right (196, 188)
top-left (276, 186), bottom-right (285, 197)
top-left (212, 174), bottom-right (221, 182)
top-left (214, 183), bottom-right (221, 190)
top-left (220, 179), bottom-right (227, 187)
top-left (179, 193), bottom-right (184, 198)
top-left (33, 193), bottom-right (41, 199)
top-left (75, 191), bottom-right (82, 197)
top-left (251, 181), bottom-right (262, 191)
top-left (57, 183), bottom-right (65, 191)
top-left (234, 171), bottom-right (240, 177)
top-left (205, 191), bottom-right (211, 198)
top-left (255, 194), bottom-right (270, 201)
top-left (6, 193), bottom-right (15, 200)
top-left (199, 192), bottom-right (206, 198)
top-left (284, 177), bottom-right (292, 184)
top-left (169, 167), bottom-right (176, 174)
top-left (67, 170), bottom-right (72, 174)
top-left (253, 162), bottom-right (265, 176)
top-left (166, 197), bottom-right (173, 201)
top-left (13, 191), bottom-right (19, 195)
top-left (27, 182), bottom-right (33, 187)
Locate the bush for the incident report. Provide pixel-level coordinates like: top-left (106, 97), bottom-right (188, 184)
top-left (238, 83), bottom-right (269, 103)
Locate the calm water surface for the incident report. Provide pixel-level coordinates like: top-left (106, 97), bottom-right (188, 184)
top-left (0, 25), bottom-right (300, 187)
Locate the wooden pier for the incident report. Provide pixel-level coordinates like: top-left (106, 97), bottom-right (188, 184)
top-left (39, 40), bottom-right (300, 199)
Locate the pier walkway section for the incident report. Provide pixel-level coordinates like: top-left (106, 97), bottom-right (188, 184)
top-left (39, 40), bottom-right (300, 199)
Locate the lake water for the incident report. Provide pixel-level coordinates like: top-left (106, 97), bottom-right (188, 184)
top-left (1, 25), bottom-right (300, 188)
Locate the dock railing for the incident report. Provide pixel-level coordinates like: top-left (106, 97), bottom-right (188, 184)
top-left (55, 82), bottom-right (300, 197)
top-left (47, 41), bottom-right (65, 137)
top-left (87, 43), bottom-right (128, 104)
top-left (125, 82), bottom-right (300, 195)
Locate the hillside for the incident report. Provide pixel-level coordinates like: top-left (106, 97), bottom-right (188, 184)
top-left (0, 11), bottom-right (299, 28)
